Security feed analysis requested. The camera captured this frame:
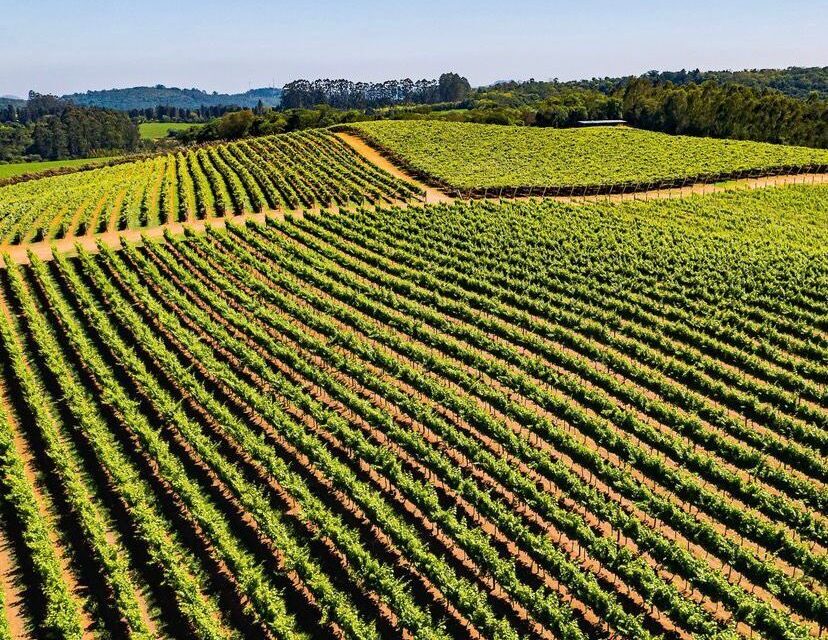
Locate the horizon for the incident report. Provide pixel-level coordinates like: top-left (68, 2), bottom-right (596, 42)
top-left (3, 0), bottom-right (826, 97)
top-left (5, 61), bottom-right (827, 100)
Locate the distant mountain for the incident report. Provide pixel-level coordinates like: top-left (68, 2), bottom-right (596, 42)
top-left (62, 85), bottom-right (282, 111)
top-left (0, 95), bottom-right (25, 107)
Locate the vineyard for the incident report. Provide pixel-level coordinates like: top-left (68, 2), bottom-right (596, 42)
top-left (0, 129), bottom-right (421, 245)
top-left (345, 121), bottom-right (828, 195)
top-left (0, 182), bottom-right (825, 639)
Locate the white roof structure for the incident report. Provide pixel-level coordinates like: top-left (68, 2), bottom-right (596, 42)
top-left (577, 119), bottom-right (627, 126)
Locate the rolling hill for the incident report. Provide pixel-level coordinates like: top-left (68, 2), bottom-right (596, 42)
top-left (347, 120), bottom-right (828, 194)
top-left (0, 118), bottom-right (825, 640)
top-left (63, 85), bottom-right (282, 111)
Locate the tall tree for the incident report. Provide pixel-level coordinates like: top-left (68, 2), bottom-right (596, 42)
top-left (438, 73), bottom-right (471, 102)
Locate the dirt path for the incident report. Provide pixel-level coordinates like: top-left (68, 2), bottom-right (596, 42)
top-left (0, 461), bottom-right (31, 638)
top-left (335, 132), bottom-right (453, 204)
top-left (0, 209), bottom-right (305, 267)
top-left (555, 171), bottom-right (828, 203)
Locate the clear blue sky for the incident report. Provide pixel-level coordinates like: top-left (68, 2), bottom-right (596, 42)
top-left (3, 0), bottom-right (826, 97)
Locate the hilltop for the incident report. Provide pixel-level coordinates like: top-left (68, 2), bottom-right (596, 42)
top-left (62, 85), bottom-right (282, 111)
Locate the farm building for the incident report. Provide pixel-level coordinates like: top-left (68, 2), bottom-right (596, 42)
top-left (577, 119), bottom-right (627, 126)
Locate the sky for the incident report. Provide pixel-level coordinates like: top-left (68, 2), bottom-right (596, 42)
top-left (2, 0), bottom-right (826, 97)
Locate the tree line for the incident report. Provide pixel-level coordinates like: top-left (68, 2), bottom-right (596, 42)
top-left (487, 66), bottom-right (828, 100)
top-left (4, 67), bottom-right (825, 164)
top-left (281, 73), bottom-right (471, 109)
top-left (125, 104), bottom-right (246, 123)
top-left (171, 104), bottom-right (373, 144)
top-left (1, 92), bottom-right (139, 162)
top-left (174, 75), bottom-right (828, 151)
top-left (635, 67), bottom-right (828, 99)
top-left (461, 77), bottom-right (828, 148)
top-left (62, 85), bottom-right (282, 111)
top-left (621, 79), bottom-right (828, 148)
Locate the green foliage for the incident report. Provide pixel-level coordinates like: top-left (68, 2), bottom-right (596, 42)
top-left (479, 66), bottom-right (828, 102)
top-left (468, 76), bottom-right (828, 148)
top-left (0, 93), bottom-right (139, 162)
top-left (638, 66), bottom-right (828, 99)
top-left (0, 156), bottom-right (114, 179)
top-left (0, 298), bottom-right (85, 639)
top-left (215, 110), bottom-right (254, 140)
top-left (0, 182), bottom-right (824, 640)
top-left (622, 78), bottom-right (828, 148)
top-left (174, 105), bottom-right (376, 143)
top-left (0, 130), bottom-right (422, 243)
top-left (138, 121), bottom-right (202, 140)
top-left (282, 74), bottom-right (470, 109)
top-left (0, 123), bottom-right (32, 162)
top-left (437, 73), bottom-right (471, 102)
top-left (63, 85), bottom-right (282, 110)
top-left (350, 120), bottom-right (828, 190)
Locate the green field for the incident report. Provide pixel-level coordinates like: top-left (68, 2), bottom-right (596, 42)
top-left (0, 129), bottom-right (421, 244)
top-left (350, 120), bottom-right (828, 190)
top-left (0, 156), bottom-right (114, 180)
top-left (0, 184), bottom-right (825, 639)
top-left (139, 121), bottom-right (202, 140)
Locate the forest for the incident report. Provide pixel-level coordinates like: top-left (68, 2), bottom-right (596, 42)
top-left (620, 78), bottom-right (828, 148)
top-left (126, 104), bottom-right (243, 123)
top-left (63, 85), bottom-right (283, 110)
top-left (633, 66), bottom-right (828, 99)
top-left (0, 92), bottom-right (139, 162)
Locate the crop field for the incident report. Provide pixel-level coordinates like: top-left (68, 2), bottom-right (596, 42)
top-left (0, 157), bottom-right (116, 181)
top-left (347, 121), bottom-right (828, 194)
top-left (0, 182), bottom-right (825, 639)
top-left (0, 129), bottom-right (421, 245)
top-left (139, 122), bottom-right (203, 140)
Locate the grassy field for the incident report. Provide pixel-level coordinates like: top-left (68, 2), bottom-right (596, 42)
top-left (0, 156), bottom-right (114, 180)
top-left (350, 120), bottom-right (828, 190)
top-left (139, 121), bottom-right (202, 140)
top-left (0, 184), bottom-right (824, 638)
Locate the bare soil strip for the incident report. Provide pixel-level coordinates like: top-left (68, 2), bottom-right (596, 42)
top-left (0, 387), bottom-right (31, 639)
top-left (0, 210), bottom-right (282, 267)
top-left (335, 133), bottom-right (454, 203)
top-left (569, 172), bottom-right (828, 202)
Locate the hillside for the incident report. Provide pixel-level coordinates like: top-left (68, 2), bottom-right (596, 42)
top-left (4, 123), bottom-right (828, 247)
top-left (349, 120), bottom-right (828, 193)
top-left (0, 100), bottom-right (826, 640)
top-left (0, 96), bottom-right (25, 108)
top-left (0, 184), bottom-right (825, 639)
top-left (0, 129), bottom-right (420, 244)
top-left (0, 156), bottom-right (117, 180)
top-left (63, 85), bottom-right (282, 110)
